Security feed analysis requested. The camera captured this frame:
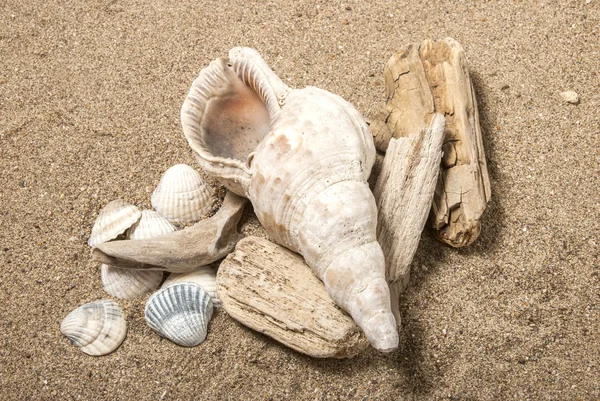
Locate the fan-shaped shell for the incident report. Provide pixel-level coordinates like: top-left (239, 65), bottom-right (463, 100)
top-left (162, 265), bottom-right (220, 307)
top-left (101, 264), bottom-right (164, 300)
top-left (151, 164), bottom-right (213, 224)
top-left (145, 282), bottom-right (213, 347)
top-left (129, 210), bottom-right (177, 240)
top-left (60, 299), bottom-right (127, 356)
top-left (88, 200), bottom-right (142, 247)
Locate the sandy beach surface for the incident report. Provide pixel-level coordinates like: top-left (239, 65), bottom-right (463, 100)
top-left (1, 0), bottom-right (599, 399)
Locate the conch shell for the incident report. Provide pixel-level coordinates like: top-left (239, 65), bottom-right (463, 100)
top-left (181, 47), bottom-right (398, 352)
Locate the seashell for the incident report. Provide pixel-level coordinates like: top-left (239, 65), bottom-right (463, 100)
top-left (181, 47), bottom-right (398, 352)
top-left (151, 164), bottom-right (213, 224)
top-left (101, 264), bottom-right (163, 300)
top-left (88, 200), bottom-right (142, 247)
top-left (145, 282), bottom-right (213, 347)
top-left (162, 265), bottom-right (220, 307)
top-left (128, 210), bottom-right (177, 240)
top-left (60, 299), bottom-right (127, 356)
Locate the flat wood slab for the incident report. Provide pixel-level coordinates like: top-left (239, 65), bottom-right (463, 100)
top-left (370, 37), bottom-right (491, 247)
top-left (217, 236), bottom-right (368, 359)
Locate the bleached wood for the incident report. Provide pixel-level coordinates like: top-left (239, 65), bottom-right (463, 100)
top-left (371, 38), bottom-right (491, 247)
top-left (91, 192), bottom-right (247, 272)
top-left (216, 236), bottom-right (368, 359)
top-left (373, 114), bottom-right (445, 325)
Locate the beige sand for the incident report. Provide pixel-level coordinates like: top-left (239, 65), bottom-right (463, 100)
top-left (1, 1), bottom-right (598, 399)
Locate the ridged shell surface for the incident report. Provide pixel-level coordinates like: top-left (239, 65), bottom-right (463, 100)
top-left (60, 299), bottom-right (127, 356)
top-left (88, 200), bottom-right (142, 247)
top-left (151, 164), bottom-right (213, 224)
top-left (162, 265), bottom-right (220, 307)
top-left (101, 264), bottom-right (163, 300)
top-left (128, 210), bottom-right (177, 240)
top-left (145, 282), bottom-right (213, 347)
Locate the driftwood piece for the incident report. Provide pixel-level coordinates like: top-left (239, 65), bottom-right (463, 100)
top-left (373, 114), bottom-right (445, 325)
top-left (370, 38), bottom-right (491, 247)
top-left (91, 192), bottom-right (247, 272)
top-left (217, 236), bottom-right (368, 359)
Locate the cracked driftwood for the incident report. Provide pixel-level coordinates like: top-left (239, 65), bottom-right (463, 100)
top-left (373, 113), bottom-right (445, 326)
top-left (91, 192), bottom-right (247, 272)
top-left (217, 236), bottom-right (368, 359)
top-left (369, 37), bottom-right (491, 247)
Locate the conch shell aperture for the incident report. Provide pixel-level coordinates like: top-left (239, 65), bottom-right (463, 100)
top-left (181, 47), bottom-right (398, 352)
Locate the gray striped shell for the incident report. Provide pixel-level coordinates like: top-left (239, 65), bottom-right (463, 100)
top-left (88, 200), bottom-right (141, 247)
top-left (60, 299), bottom-right (127, 356)
top-left (162, 265), bottom-right (220, 307)
top-left (151, 164), bottom-right (213, 224)
top-left (145, 282), bottom-right (213, 347)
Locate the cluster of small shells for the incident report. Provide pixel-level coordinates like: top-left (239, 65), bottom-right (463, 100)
top-left (60, 164), bottom-right (219, 356)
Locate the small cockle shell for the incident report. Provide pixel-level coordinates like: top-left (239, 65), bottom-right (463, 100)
top-left (101, 265), bottom-right (164, 300)
top-left (88, 200), bottom-right (142, 247)
top-left (60, 299), bottom-right (127, 356)
top-left (151, 164), bottom-right (213, 224)
top-left (101, 210), bottom-right (176, 299)
top-left (162, 265), bottom-right (220, 307)
top-left (145, 282), bottom-right (213, 347)
top-left (129, 210), bottom-right (177, 240)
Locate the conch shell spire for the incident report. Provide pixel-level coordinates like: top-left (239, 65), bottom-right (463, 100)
top-left (181, 47), bottom-right (398, 352)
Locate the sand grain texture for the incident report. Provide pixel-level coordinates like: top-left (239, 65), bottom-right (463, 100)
top-left (1, 0), bottom-right (599, 400)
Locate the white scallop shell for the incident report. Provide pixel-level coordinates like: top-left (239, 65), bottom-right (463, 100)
top-left (88, 200), bottom-right (142, 247)
top-left (145, 282), bottom-right (213, 347)
top-left (128, 210), bottom-right (177, 240)
top-left (162, 265), bottom-right (220, 307)
top-left (60, 299), bottom-right (127, 356)
top-left (151, 164), bottom-right (213, 224)
top-left (101, 264), bottom-right (164, 300)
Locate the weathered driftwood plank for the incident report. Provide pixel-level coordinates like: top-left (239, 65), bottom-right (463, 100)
top-left (217, 236), bottom-right (368, 359)
top-left (92, 192), bottom-right (247, 272)
top-left (370, 38), bottom-right (491, 247)
top-left (373, 113), bottom-right (445, 326)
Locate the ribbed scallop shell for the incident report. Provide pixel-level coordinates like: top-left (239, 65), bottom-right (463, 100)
top-left (128, 210), bottom-right (177, 240)
top-left (88, 200), bottom-right (141, 247)
top-left (101, 264), bottom-right (164, 300)
top-left (162, 265), bottom-right (220, 307)
top-left (145, 282), bottom-right (213, 347)
top-left (151, 164), bottom-right (213, 224)
top-left (60, 299), bottom-right (127, 356)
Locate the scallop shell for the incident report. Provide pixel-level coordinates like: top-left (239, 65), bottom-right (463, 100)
top-left (128, 210), bottom-right (177, 240)
top-left (145, 282), bottom-right (213, 347)
top-left (88, 200), bottom-right (141, 247)
top-left (60, 299), bottom-right (127, 356)
top-left (101, 264), bottom-right (164, 300)
top-left (151, 164), bottom-right (213, 224)
top-left (162, 265), bottom-right (220, 307)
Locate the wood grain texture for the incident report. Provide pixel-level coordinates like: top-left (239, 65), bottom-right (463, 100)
top-left (216, 236), bottom-right (368, 359)
top-left (373, 114), bottom-right (445, 326)
top-left (92, 192), bottom-right (247, 272)
top-left (370, 38), bottom-right (491, 247)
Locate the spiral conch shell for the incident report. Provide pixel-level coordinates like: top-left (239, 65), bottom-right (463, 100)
top-left (181, 47), bottom-right (398, 352)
